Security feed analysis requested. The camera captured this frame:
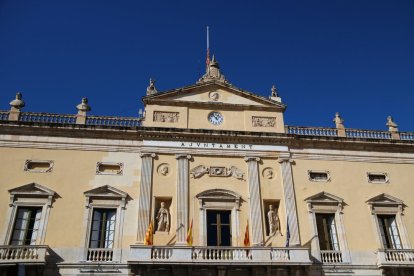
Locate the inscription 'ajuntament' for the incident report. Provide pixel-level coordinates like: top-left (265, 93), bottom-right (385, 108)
top-left (252, 116), bottom-right (276, 127)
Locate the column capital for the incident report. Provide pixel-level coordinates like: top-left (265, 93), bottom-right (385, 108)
top-left (140, 152), bottom-right (156, 158)
top-left (175, 154), bottom-right (192, 160)
top-left (277, 157), bottom-right (294, 164)
top-left (244, 156), bottom-right (260, 162)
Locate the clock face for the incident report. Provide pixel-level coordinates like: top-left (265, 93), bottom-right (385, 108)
top-left (208, 111), bottom-right (224, 125)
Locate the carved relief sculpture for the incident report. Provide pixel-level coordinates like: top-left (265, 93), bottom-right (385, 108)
top-left (157, 163), bottom-right (170, 176)
top-left (153, 111), bottom-right (179, 123)
top-left (267, 205), bottom-right (280, 236)
top-left (252, 116), bottom-right (276, 127)
top-left (262, 168), bottom-right (274, 179)
top-left (191, 165), bottom-right (245, 180)
top-left (156, 202), bottom-right (170, 232)
top-left (190, 165), bottom-right (210, 178)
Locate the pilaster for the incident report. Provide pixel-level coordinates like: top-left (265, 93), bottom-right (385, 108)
top-left (244, 156), bottom-right (264, 245)
top-left (136, 153), bottom-right (156, 243)
top-left (176, 154), bottom-right (191, 244)
top-left (278, 155), bottom-right (300, 246)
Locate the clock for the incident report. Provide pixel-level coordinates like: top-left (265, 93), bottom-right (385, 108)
top-left (208, 111), bottom-right (224, 125)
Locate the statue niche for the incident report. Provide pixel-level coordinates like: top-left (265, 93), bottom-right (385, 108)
top-left (155, 201), bottom-right (170, 233)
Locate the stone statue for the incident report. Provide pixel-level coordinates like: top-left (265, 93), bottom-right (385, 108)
top-left (267, 205), bottom-right (280, 235)
top-left (156, 202), bottom-right (170, 232)
top-left (146, 78), bottom-right (158, 95)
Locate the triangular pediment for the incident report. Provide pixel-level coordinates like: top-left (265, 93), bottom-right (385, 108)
top-left (9, 182), bottom-right (56, 197)
top-left (84, 185), bottom-right (128, 199)
top-left (305, 191), bottom-right (344, 204)
top-left (366, 193), bottom-right (403, 206)
top-left (143, 81), bottom-right (285, 110)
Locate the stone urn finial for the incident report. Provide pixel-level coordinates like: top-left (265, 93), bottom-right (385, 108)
top-left (386, 116), bottom-right (398, 132)
top-left (146, 78), bottom-right (158, 96)
top-left (9, 92), bottom-right (25, 111)
top-left (76, 97), bottom-right (91, 113)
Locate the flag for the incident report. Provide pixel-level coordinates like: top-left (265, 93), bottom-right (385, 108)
top-left (243, 220), bottom-right (250, 246)
top-left (206, 48), bottom-right (210, 67)
top-left (285, 218), bottom-right (290, 247)
top-left (144, 220), bottom-right (153, 245)
top-left (186, 219), bottom-right (193, 246)
top-left (206, 26), bottom-right (210, 67)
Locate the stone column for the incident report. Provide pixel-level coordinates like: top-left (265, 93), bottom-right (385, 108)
top-left (278, 155), bottom-right (300, 246)
top-left (244, 156), bottom-right (264, 245)
top-left (136, 153), bottom-right (156, 243)
top-left (176, 154), bottom-right (191, 244)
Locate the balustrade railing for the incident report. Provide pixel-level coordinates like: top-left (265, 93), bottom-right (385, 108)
top-left (152, 247), bottom-right (173, 260)
top-left (400, 132), bottom-right (414, 141)
top-left (192, 247), bottom-right (252, 261)
top-left (345, 129), bottom-right (392, 139)
top-left (0, 245), bottom-right (48, 263)
top-left (86, 115), bottom-right (141, 127)
top-left (377, 249), bottom-right (414, 265)
top-left (286, 126), bottom-right (338, 137)
top-left (320, 250), bottom-right (343, 263)
top-left (271, 249), bottom-right (290, 261)
top-left (87, 248), bottom-right (113, 262)
top-left (19, 112), bottom-right (76, 124)
top-left (0, 111), bottom-right (8, 121)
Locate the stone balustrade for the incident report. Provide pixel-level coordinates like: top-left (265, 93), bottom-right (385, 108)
top-left (0, 245), bottom-right (48, 264)
top-left (129, 246), bottom-right (311, 265)
top-left (320, 250), bottom-right (343, 264)
top-left (86, 248), bottom-right (113, 262)
top-left (286, 126), bottom-right (338, 137)
top-left (19, 112), bottom-right (77, 124)
top-left (85, 115), bottom-right (141, 127)
top-left (377, 249), bottom-right (414, 267)
top-left (0, 111), bottom-right (8, 121)
top-left (345, 129), bottom-right (392, 139)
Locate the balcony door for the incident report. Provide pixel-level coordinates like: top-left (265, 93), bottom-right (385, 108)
top-left (207, 210), bottom-right (231, 246)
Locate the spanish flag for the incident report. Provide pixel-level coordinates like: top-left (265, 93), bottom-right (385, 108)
top-left (144, 220), bottom-right (153, 245)
top-left (186, 219), bottom-right (193, 246)
top-left (244, 220), bottom-right (250, 246)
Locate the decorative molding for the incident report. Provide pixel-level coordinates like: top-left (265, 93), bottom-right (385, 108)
top-left (305, 191), bottom-right (344, 213)
top-left (366, 193), bottom-right (404, 214)
top-left (308, 170), bottom-right (331, 182)
top-left (244, 156), bottom-right (261, 162)
top-left (153, 111), bottom-right (179, 123)
top-left (8, 183), bottom-right (57, 207)
top-left (175, 154), bottom-right (192, 160)
top-left (209, 91), bottom-right (220, 101)
top-left (366, 172), bottom-right (389, 184)
top-left (252, 116), bottom-right (276, 127)
top-left (140, 152), bottom-right (156, 158)
top-left (96, 162), bottom-right (123, 175)
top-left (84, 185), bottom-right (128, 209)
top-left (190, 165), bottom-right (245, 180)
top-left (24, 160), bottom-right (54, 173)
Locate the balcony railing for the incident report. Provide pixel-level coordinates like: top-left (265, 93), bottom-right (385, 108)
top-left (86, 248), bottom-right (113, 262)
top-left (129, 246), bottom-right (311, 265)
top-left (320, 250), bottom-right (343, 264)
top-left (377, 249), bottom-right (414, 267)
top-left (0, 245), bottom-right (48, 264)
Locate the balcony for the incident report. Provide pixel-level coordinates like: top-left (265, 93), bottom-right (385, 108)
top-left (0, 245), bottom-right (48, 265)
top-left (129, 246), bottom-right (311, 265)
top-left (86, 248), bottom-right (113, 262)
top-left (377, 249), bottom-right (414, 267)
top-left (320, 250), bottom-right (343, 264)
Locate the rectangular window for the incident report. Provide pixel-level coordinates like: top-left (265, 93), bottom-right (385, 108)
top-left (315, 213), bottom-right (339, 250)
top-left (377, 215), bottom-right (402, 249)
top-left (89, 209), bottom-right (116, 248)
top-left (10, 207), bottom-right (42, 245)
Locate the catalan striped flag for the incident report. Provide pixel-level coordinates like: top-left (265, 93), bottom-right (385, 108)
top-left (144, 220), bottom-right (153, 245)
top-left (244, 220), bottom-right (250, 246)
top-left (186, 219), bottom-right (193, 246)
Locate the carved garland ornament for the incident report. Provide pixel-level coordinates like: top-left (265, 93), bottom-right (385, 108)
top-left (190, 165), bottom-right (245, 180)
top-left (252, 116), bottom-right (276, 127)
top-left (153, 111), bottom-right (179, 123)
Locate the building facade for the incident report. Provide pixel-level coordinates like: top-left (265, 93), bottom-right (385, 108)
top-left (0, 58), bottom-right (413, 276)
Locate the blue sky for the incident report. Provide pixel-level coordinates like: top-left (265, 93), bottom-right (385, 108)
top-left (0, 0), bottom-right (413, 131)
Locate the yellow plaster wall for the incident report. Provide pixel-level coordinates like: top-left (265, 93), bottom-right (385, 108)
top-left (292, 158), bottom-right (414, 250)
top-left (0, 147), bottom-right (141, 249)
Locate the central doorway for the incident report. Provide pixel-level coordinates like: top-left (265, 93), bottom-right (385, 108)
top-left (207, 210), bottom-right (231, 246)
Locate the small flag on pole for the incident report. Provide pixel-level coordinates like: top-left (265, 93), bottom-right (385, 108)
top-left (285, 218), bottom-right (291, 247)
top-left (244, 220), bottom-right (250, 246)
top-left (144, 220), bottom-right (153, 245)
top-left (186, 219), bottom-right (193, 246)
